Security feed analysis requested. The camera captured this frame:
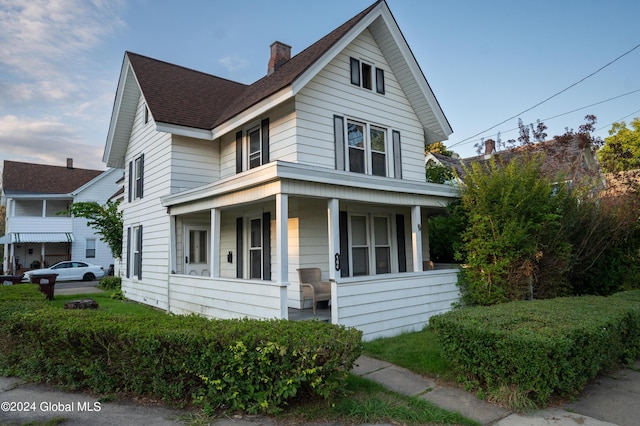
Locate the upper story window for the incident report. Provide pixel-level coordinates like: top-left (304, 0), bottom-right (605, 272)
top-left (128, 153), bottom-right (144, 202)
top-left (350, 57), bottom-right (385, 94)
top-left (248, 126), bottom-right (262, 169)
top-left (143, 104), bottom-right (149, 124)
top-left (236, 118), bottom-right (270, 174)
top-left (347, 120), bottom-right (387, 177)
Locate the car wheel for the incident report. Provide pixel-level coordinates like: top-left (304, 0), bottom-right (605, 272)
top-left (83, 273), bottom-right (95, 281)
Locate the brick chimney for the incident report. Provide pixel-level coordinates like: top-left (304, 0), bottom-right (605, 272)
top-left (268, 41), bottom-right (291, 75)
top-left (66, 158), bottom-right (74, 169)
top-left (484, 139), bottom-right (496, 158)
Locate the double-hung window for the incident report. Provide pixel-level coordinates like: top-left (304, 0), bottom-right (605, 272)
top-left (86, 239), bottom-right (96, 258)
top-left (129, 154), bottom-right (144, 201)
top-left (349, 214), bottom-right (392, 276)
top-left (249, 217), bottom-right (262, 279)
top-left (236, 118), bottom-right (270, 173)
top-left (127, 225), bottom-right (143, 280)
top-left (347, 120), bottom-right (387, 177)
top-left (248, 127), bottom-right (261, 169)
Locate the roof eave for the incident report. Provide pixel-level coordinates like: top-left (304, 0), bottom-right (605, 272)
top-left (103, 54), bottom-right (141, 169)
top-left (211, 87), bottom-right (293, 139)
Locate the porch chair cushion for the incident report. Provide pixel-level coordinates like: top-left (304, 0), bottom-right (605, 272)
top-left (297, 268), bottom-right (331, 315)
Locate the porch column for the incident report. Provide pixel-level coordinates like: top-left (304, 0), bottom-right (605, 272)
top-left (327, 198), bottom-right (339, 281)
top-left (275, 193), bottom-right (288, 284)
top-left (9, 243), bottom-right (14, 274)
top-left (210, 208), bottom-right (220, 278)
top-left (168, 214), bottom-right (176, 314)
top-left (40, 243), bottom-right (45, 268)
top-left (411, 205), bottom-right (423, 272)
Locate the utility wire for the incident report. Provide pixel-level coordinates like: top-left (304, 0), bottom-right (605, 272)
top-left (596, 108), bottom-right (640, 133)
top-left (449, 42), bottom-right (640, 149)
top-left (451, 88), bottom-right (640, 147)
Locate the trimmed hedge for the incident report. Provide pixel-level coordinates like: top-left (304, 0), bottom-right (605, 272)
top-left (430, 292), bottom-right (640, 408)
top-left (0, 285), bottom-right (362, 414)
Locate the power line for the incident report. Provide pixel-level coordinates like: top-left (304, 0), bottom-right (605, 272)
top-left (449, 42), bottom-right (640, 149)
top-left (450, 88), bottom-right (640, 147)
top-left (596, 108), bottom-right (640, 133)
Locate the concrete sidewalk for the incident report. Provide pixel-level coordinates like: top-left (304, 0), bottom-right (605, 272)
top-left (354, 355), bottom-right (640, 426)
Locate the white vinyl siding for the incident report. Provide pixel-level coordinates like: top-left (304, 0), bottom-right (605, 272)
top-left (121, 95), bottom-right (172, 309)
top-left (296, 29), bottom-right (426, 181)
top-left (170, 135), bottom-right (220, 194)
top-left (219, 100), bottom-right (296, 179)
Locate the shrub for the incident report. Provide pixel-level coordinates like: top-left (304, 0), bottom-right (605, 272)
top-left (456, 155), bottom-right (572, 305)
top-left (98, 276), bottom-right (121, 290)
top-left (430, 294), bottom-right (640, 409)
top-left (0, 285), bottom-right (362, 414)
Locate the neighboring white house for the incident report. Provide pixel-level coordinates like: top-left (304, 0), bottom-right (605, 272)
top-left (103, 0), bottom-right (460, 341)
top-left (1, 159), bottom-right (122, 275)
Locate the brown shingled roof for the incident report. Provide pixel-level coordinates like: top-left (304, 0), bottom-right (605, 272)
top-left (2, 160), bottom-right (103, 195)
top-left (127, 53), bottom-right (248, 130)
top-left (128, 0), bottom-right (381, 131)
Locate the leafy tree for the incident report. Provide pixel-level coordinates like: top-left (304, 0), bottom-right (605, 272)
top-left (425, 163), bottom-right (454, 184)
top-left (597, 118), bottom-right (640, 172)
top-left (425, 142), bottom-right (456, 184)
top-left (425, 141), bottom-right (454, 157)
top-left (428, 201), bottom-right (467, 263)
top-left (455, 154), bottom-right (572, 305)
top-left (67, 201), bottom-right (123, 259)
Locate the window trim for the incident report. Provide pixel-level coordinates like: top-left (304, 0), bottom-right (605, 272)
top-left (128, 224), bottom-right (143, 280)
top-left (347, 212), bottom-right (396, 277)
top-left (345, 119), bottom-right (388, 177)
top-left (86, 238), bottom-right (96, 259)
top-left (129, 153), bottom-right (144, 201)
top-left (350, 57), bottom-right (385, 94)
top-left (247, 125), bottom-right (262, 170)
top-left (247, 215), bottom-right (263, 279)
top-left (184, 225), bottom-right (209, 272)
top-left (239, 118), bottom-right (270, 172)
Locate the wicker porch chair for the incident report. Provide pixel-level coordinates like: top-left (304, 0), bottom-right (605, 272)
top-left (297, 268), bottom-right (331, 315)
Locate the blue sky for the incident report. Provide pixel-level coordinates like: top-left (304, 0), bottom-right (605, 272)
top-left (1, 0), bottom-right (638, 171)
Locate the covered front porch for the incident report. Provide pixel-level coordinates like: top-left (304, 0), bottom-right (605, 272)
top-left (162, 161), bottom-right (461, 340)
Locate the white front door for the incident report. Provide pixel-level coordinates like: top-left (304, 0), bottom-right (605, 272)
top-left (184, 225), bottom-right (209, 276)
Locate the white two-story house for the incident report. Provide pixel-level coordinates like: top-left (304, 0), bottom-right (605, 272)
top-left (1, 159), bottom-right (121, 275)
top-left (103, 0), bottom-right (460, 340)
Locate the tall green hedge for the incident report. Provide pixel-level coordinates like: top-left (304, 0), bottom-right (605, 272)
top-left (430, 292), bottom-right (640, 409)
top-left (0, 285), bottom-right (362, 414)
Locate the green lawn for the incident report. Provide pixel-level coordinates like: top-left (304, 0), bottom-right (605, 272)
top-left (362, 328), bottom-right (456, 382)
top-left (48, 292), bottom-right (166, 316)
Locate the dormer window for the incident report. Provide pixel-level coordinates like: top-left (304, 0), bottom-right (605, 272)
top-left (350, 57), bottom-right (385, 94)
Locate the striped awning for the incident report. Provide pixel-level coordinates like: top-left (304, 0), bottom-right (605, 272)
top-left (8, 233), bottom-right (74, 243)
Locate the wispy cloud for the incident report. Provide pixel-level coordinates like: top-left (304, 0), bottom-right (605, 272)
top-left (0, 0), bottom-right (126, 170)
top-left (219, 55), bottom-right (249, 73)
top-left (0, 0), bottom-right (125, 73)
top-left (0, 114), bottom-right (105, 169)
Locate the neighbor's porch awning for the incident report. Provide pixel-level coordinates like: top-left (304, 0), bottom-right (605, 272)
top-left (4, 233), bottom-right (74, 243)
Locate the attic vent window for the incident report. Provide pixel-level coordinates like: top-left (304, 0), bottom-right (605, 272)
top-left (143, 104), bottom-right (149, 124)
top-left (350, 57), bottom-right (385, 94)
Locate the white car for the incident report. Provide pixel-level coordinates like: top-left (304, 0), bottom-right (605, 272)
top-left (22, 261), bottom-right (106, 283)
